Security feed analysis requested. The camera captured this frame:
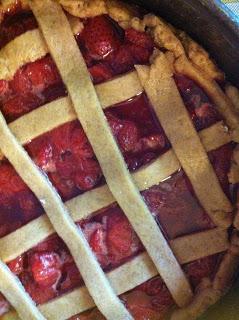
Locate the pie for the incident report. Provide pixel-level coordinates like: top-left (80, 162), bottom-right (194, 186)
top-left (0, 0), bottom-right (239, 319)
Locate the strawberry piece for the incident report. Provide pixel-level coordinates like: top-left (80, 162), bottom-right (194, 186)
top-left (106, 112), bottom-right (124, 135)
top-left (4, 56), bottom-right (62, 121)
top-left (27, 136), bottom-right (55, 173)
top-left (55, 156), bottom-right (76, 179)
top-left (209, 144), bottom-right (234, 195)
top-left (85, 223), bottom-right (108, 266)
top-left (140, 277), bottom-right (166, 296)
top-left (74, 168), bottom-right (101, 191)
top-left (49, 172), bottom-right (78, 201)
top-left (89, 63), bottom-right (113, 84)
top-left (29, 252), bottom-right (62, 288)
top-left (21, 272), bottom-right (56, 305)
top-left (80, 15), bottom-right (121, 60)
top-left (107, 211), bottom-right (141, 262)
top-left (11, 67), bottom-right (32, 95)
top-left (60, 263), bottom-right (81, 291)
top-left (11, 56), bottom-right (61, 96)
top-left (106, 44), bottom-right (134, 74)
top-left (25, 56), bottom-right (61, 92)
top-left (70, 126), bottom-right (94, 159)
top-left (124, 291), bottom-right (160, 320)
top-left (125, 29), bottom-right (154, 65)
top-left (139, 278), bottom-right (173, 313)
top-left (117, 121), bottom-right (140, 153)
top-left (8, 255), bottom-right (24, 275)
top-left (106, 112), bottom-right (140, 153)
top-left (194, 102), bottom-right (220, 130)
top-left (2, 94), bottom-right (43, 122)
top-left (125, 28), bottom-right (154, 50)
top-left (174, 73), bottom-right (221, 130)
top-left (74, 158), bottom-right (102, 191)
top-left (49, 121), bottom-right (90, 158)
top-left (0, 163), bottom-right (28, 196)
top-left (184, 254), bottom-right (220, 288)
top-left (27, 121), bottom-right (101, 199)
top-left (139, 134), bottom-right (166, 153)
top-left (17, 191), bottom-right (43, 222)
top-left (129, 44), bottom-right (152, 65)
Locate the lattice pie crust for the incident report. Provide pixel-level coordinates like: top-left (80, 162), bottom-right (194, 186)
top-left (0, 1), bottom-right (239, 320)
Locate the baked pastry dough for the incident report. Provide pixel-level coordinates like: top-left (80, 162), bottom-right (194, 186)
top-left (0, 0), bottom-right (238, 319)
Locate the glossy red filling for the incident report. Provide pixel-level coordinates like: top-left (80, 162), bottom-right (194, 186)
top-left (73, 253), bottom-right (221, 320)
top-left (0, 8), bottom-right (37, 49)
top-left (0, 11), bottom-right (234, 319)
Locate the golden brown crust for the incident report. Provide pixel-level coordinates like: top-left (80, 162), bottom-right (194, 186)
top-left (171, 232), bottom-right (239, 320)
top-left (174, 55), bottom-right (239, 140)
top-left (127, 14), bottom-right (185, 58)
top-left (136, 51), bottom-right (232, 228)
top-left (177, 31), bottom-right (224, 81)
top-left (58, 0), bottom-right (137, 25)
top-left (226, 85), bottom-right (239, 115)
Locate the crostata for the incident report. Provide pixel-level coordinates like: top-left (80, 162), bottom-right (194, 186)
top-left (0, 0), bottom-right (239, 319)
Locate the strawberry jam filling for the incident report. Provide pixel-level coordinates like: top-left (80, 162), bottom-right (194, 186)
top-left (72, 253), bottom-right (222, 320)
top-left (6, 143), bottom-right (231, 307)
top-left (0, 15), bottom-right (154, 122)
top-left (0, 10), bottom-right (235, 319)
top-left (0, 8), bottom-right (37, 49)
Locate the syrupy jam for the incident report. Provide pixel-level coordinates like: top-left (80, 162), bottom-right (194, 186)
top-left (70, 252), bottom-right (222, 320)
top-left (0, 7), bottom-right (37, 49)
top-left (0, 8), bottom-right (235, 320)
top-left (0, 14), bottom-right (154, 122)
top-left (0, 89), bottom-right (229, 238)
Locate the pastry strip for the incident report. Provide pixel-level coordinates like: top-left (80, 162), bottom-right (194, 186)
top-left (31, 0), bottom-right (193, 306)
top-left (0, 30), bottom-right (48, 81)
top-left (2, 228), bottom-right (229, 320)
top-left (0, 113), bottom-right (132, 320)
top-left (0, 121), bottom-right (231, 263)
top-left (1, 76), bottom-right (225, 160)
top-left (226, 85), bottom-right (239, 115)
top-left (136, 53), bottom-right (232, 228)
top-left (0, 19), bottom-right (81, 81)
top-left (174, 56), bottom-right (239, 138)
top-left (0, 70), bottom-right (142, 159)
top-left (39, 228), bottom-right (229, 320)
top-left (0, 260), bottom-right (46, 320)
top-left (170, 232), bottom-right (239, 320)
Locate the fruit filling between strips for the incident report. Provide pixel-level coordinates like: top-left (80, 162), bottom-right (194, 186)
top-left (0, 6), bottom-right (236, 320)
